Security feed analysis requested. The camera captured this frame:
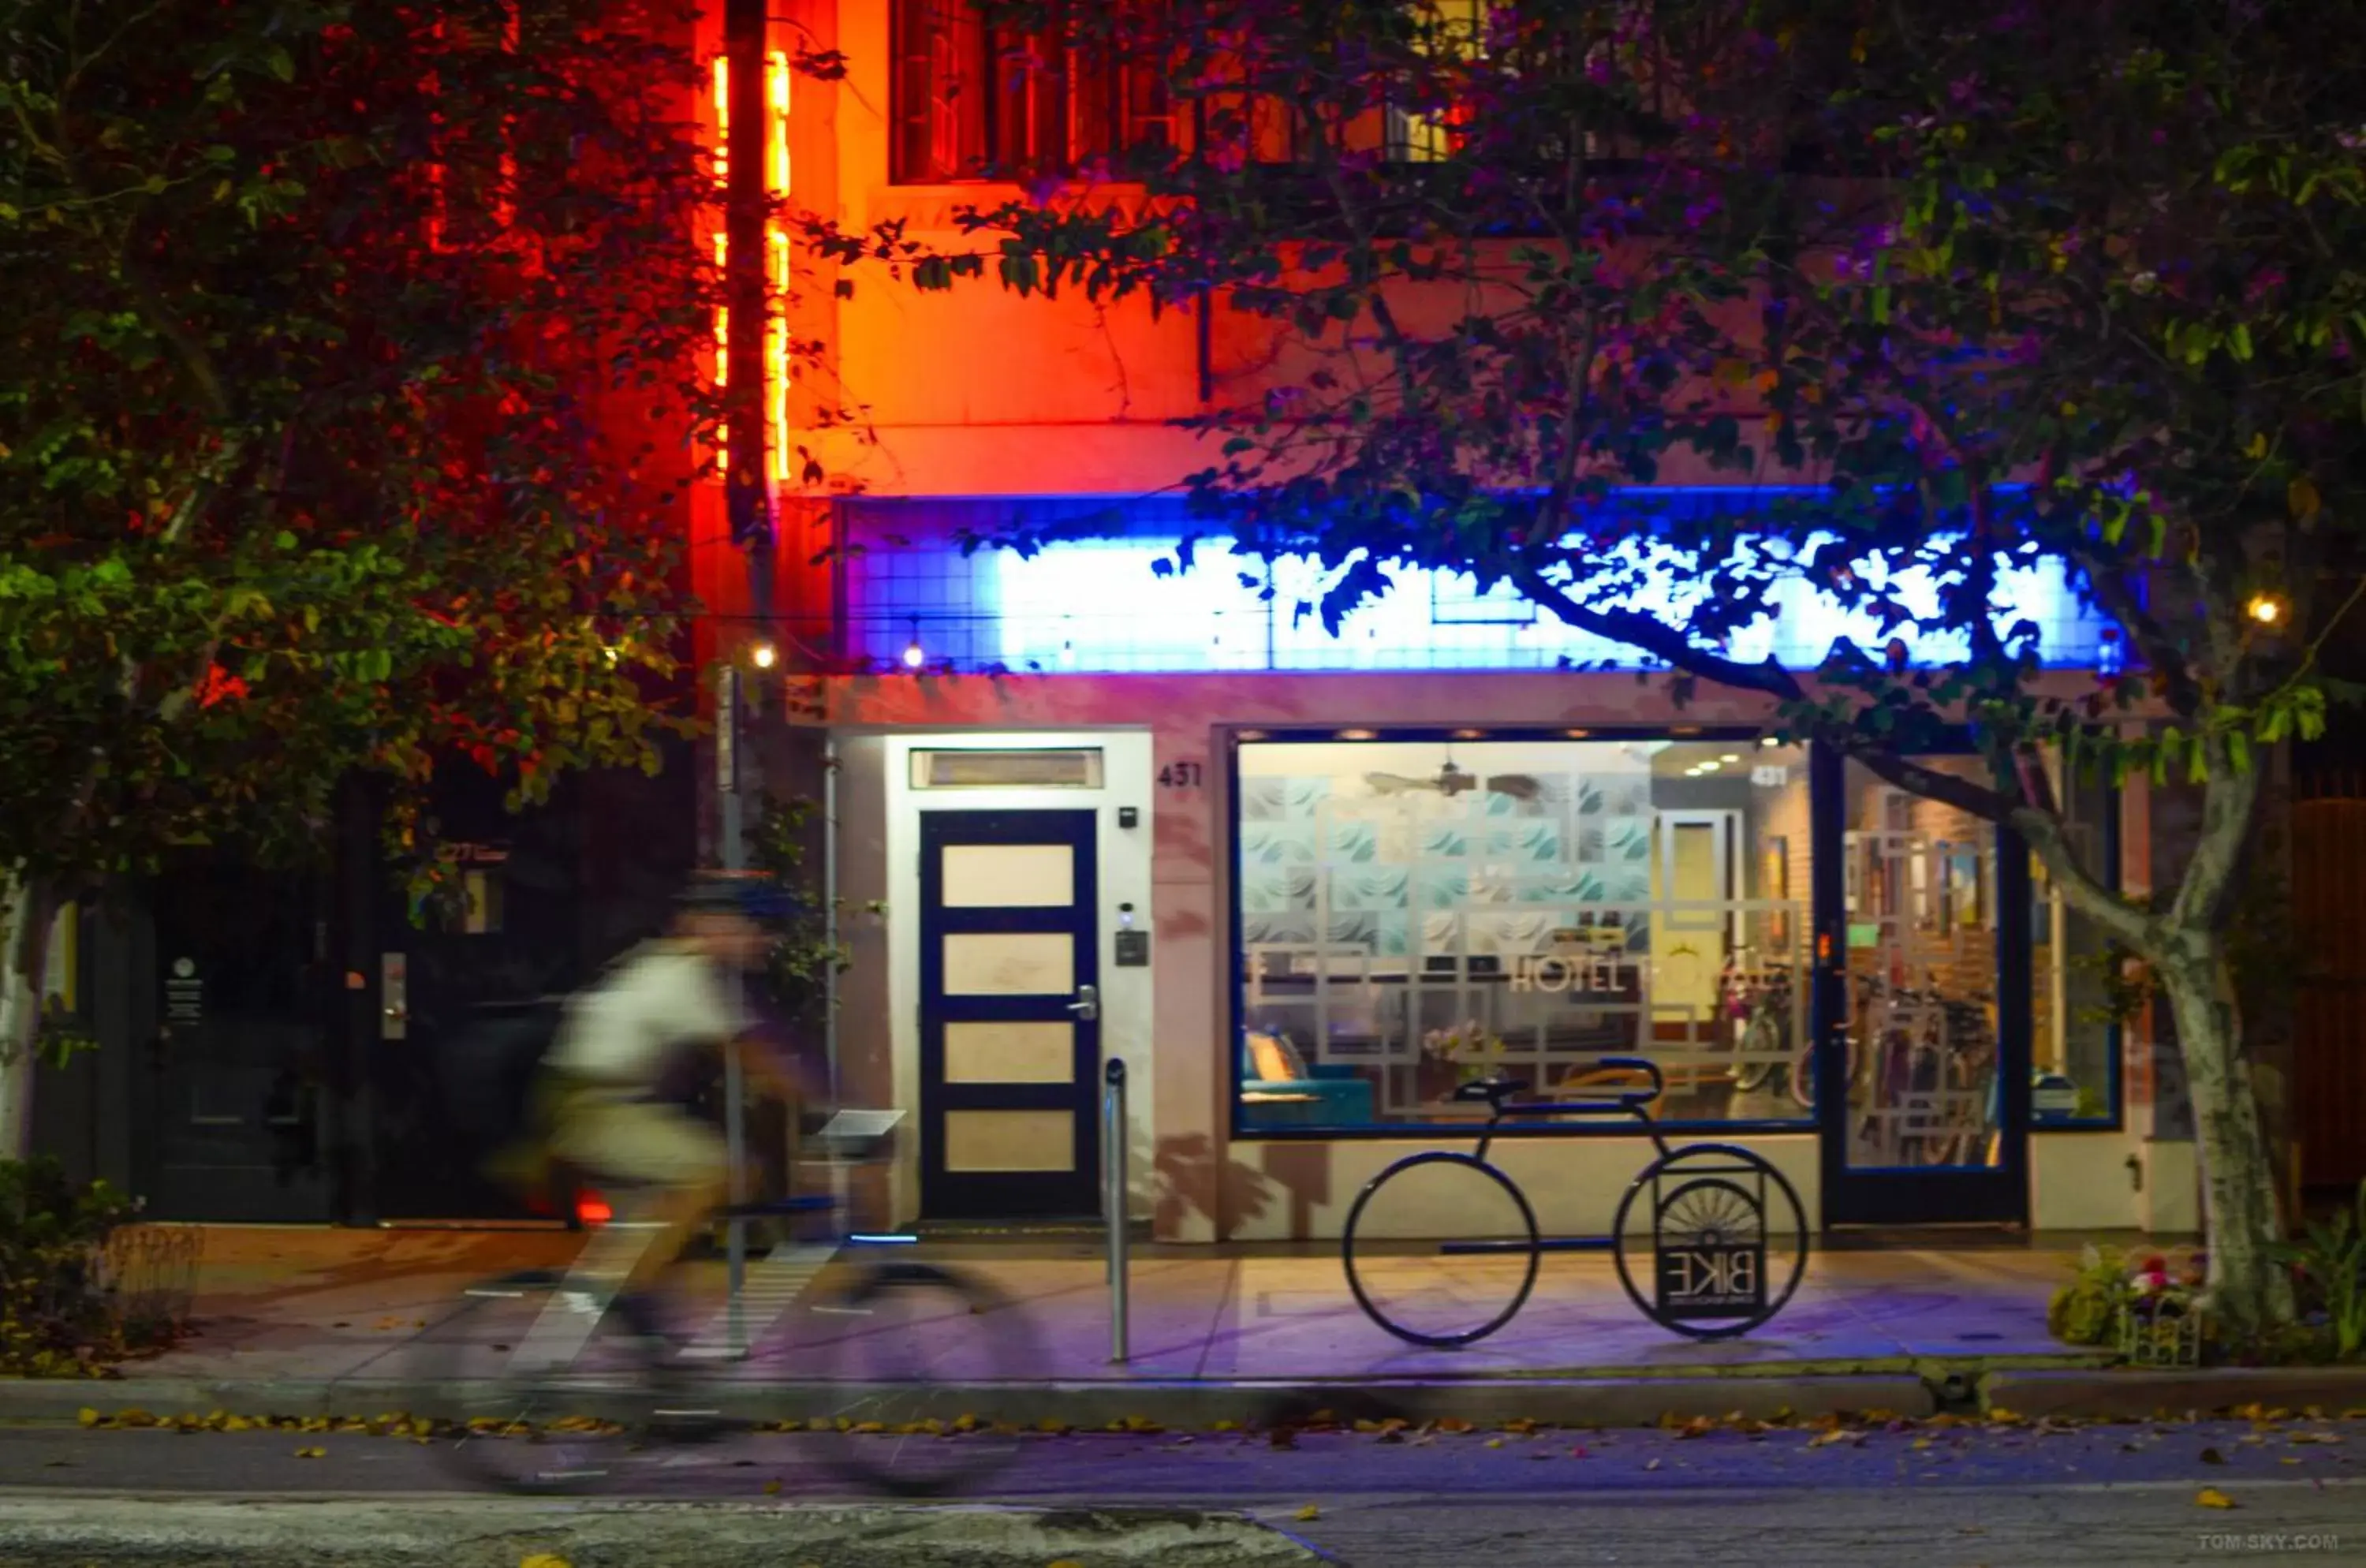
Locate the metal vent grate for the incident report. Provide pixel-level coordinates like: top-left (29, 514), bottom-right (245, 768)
top-left (911, 749), bottom-right (1105, 790)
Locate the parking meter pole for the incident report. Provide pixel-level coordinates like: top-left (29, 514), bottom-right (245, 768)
top-left (1105, 1058), bottom-right (1129, 1365)
top-left (718, 666), bottom-right (748, 1354)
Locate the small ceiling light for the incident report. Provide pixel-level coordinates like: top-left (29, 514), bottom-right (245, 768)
top-left (1565, 728), bottom-right (1592, 739)
top-left (1337, 728), bottom-right (1378, 741)
top-left (1453, 728), bottom-right (1487, 740)
top-left (1760, 736), bottom-right (1782, 749)
top-left (901, 618), bottom-right (925, 670)
top-left (2247, 592), bottom-right (2286, 626)
top-left (750, 642), bottom-right (778, 670)
top-left (1721, 753), bottom-right (1741, 763)
top-left (1700, 760), bottom-right (1722, 772)
top-left (1670, 725), bottom-right (1702, 737)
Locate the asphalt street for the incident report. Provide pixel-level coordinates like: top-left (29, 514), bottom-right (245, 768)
top-left (2, 1416), bottom-right (2362, 1566)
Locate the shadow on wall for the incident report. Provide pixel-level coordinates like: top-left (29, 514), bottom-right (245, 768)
top-left (1154, 1133), bottom-right (1334, 1240)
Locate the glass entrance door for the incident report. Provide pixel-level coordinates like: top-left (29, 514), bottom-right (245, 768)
top-left (1817, 755), bottom-right (2031, 1226)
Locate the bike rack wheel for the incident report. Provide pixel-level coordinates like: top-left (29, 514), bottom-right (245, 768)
top-left (1610, 1144), bottom-right (1809, 1341)
top-left (807, 1260), bottom-right (1036, 1498)
top-left (1342, 1151), bottom-right (1540, 1348)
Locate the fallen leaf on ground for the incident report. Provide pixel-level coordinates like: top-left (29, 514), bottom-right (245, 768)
top-left (1569, 1446), bottom-right (1588, 1459)
top-left (2292, 1433), bottom-right (2344, 1445)
top-left (763, 1480), bottom-right (782, 1495)
top-left (76, 1409), bottom-right (97, 1428)
top-left (1437, 1418), bottom-right (1473, 1434)
top-left (520, 1557), bottom-right (572, 1568)
top-left (1213, 1420), bottom-right (1240, 1432)
top-left (2196, 1488), bottom-right (2237, 1510)
top-left (1294, 1505), bottom-right (1321, 1521)
top-left (1912, 1437), bottom-right (1934, 1450)
top-left (1485, 1438), bottom-right (1505, 1449)
top-left (294, 1447), bottom-right (325, 1459)
top-left (1644, 1458), bottom-right (1663, 1471)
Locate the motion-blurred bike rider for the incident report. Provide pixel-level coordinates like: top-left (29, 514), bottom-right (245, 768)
top-left (502, 870), bottom-right (813, 1342)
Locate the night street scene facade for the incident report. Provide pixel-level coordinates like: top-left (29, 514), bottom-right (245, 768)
top-left (4, 2), bottom-right (2366, 1563)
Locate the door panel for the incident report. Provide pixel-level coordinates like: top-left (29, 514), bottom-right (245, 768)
top-left (138, 864), bottom-right (335, 1223)
top-left (1818, 756), bottom-right (2030, 1226)
top-left (920, 809), bottom-right (1101, 1218)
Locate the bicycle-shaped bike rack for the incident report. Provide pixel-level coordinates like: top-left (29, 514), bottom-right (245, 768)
top-left (1342, 1055), bottom-right (1809, 1346)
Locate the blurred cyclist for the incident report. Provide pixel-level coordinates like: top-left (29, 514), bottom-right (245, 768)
top-left (528, 870), bottom-right (811, 1339)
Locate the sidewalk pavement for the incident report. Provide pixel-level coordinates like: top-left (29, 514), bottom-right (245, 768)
top-left (0, 1225), bottom-right (2155, 1427)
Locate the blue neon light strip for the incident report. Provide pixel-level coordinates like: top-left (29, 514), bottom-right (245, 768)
top-left (841, 491), bottom-right (2115, 675)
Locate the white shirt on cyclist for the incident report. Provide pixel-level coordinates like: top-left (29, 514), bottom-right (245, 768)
top-left (545, 939), bottom-right (750, 1087)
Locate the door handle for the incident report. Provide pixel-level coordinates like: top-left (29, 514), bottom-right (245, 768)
top-left (1068, 984), bottom-right (1099, 1021)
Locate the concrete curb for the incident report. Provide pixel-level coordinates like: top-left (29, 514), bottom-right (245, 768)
top-left (0, 1495), bottom-right (1324, 1566)
top-left (0, 1372), bottom-right (1936, 1428)
top-left (1983, 1365), bottom-right (2366, 1421)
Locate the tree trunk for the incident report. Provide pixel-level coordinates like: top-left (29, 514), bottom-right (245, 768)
top-left (2155, 929), bottom-right (2295, 1335)
top-left (0, 871), bottom-right (54, 1161)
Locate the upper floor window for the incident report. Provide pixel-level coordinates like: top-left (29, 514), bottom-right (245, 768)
top-left (891, 0), bottom-right (1178, 183)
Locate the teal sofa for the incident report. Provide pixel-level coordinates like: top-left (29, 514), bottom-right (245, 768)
top-left (1237, 1035), bottom-right (1376, 1129)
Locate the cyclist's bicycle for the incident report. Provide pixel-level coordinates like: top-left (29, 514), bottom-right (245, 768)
top-left (1342, 1057), bottom-right (1809, 1347)
top-left (409, 1110), bottom-right (1036, 1496)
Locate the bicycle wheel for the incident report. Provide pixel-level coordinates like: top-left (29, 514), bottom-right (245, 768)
top-left (784, 1260), bottom-right (1035, 1496)
top-left (410, 1267), bottom-right (689, 1495)
top-left (1343, 1152), bottom-right (1539, 1348)
top-left (1611, 1144), bottom-right (1809, 1340)
top-left (1732, 1010), bottom-right (1779, 1093)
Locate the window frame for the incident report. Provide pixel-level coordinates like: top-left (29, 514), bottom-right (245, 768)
top-left (889, 0), bottom-right (1180, 185)
top-left (1224, 722), bottom-right (1823, 1143)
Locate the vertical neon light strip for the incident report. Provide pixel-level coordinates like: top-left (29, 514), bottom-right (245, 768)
top-left (710, 53), bottom-right (789, 482)
top-left (765, 50), bottom-right (791, 484)
top-left (711, 56), bottom-right (731, 469)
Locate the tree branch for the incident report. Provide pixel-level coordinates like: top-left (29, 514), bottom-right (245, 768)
top-left (1512, 564), bottom-right (2148, 944)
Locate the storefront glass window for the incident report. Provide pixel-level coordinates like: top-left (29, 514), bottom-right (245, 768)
top-left (1233, 734), bottom-right (1815, 1133)
top-left (2031, 765), bottom-right (2122, 1126)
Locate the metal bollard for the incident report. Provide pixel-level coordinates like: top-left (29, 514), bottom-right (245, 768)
top-left (1104, 1057), bottom-right (1129, 1365)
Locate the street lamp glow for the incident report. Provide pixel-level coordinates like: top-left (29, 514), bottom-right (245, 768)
top-left (750, 642), bottom-right (778, 669)
top-left (2247, 593), bottom-right (2286, 626)
top-left (901, 637), bottom-right (925, 670)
